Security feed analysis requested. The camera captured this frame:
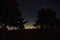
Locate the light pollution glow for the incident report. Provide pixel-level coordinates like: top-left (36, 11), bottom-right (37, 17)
top-left (0, 25), bottom-right (36, 30)
top-left (24, 25), bottom-right (36, 29)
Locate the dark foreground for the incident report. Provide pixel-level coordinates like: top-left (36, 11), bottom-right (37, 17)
top-left (0, 29), bottom-right (59, 40)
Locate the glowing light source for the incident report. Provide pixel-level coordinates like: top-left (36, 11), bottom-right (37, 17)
top-left (25, 25), bottom-right (36, 29)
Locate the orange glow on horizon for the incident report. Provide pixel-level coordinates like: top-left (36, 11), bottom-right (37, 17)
top-left (25, 24), bottom-right (36, 29)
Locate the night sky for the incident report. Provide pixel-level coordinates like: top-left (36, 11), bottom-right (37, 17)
top-left (17, 0), bottom-right (60, 27)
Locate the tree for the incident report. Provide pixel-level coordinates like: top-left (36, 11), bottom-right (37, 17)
top-left (0, 11), bottom-right (8, 30)
top-left (45, 8), bottom-right (57, 30)
top-left (33, 8), bottom-right (46, 29)
top-left (0, 0), bottom-right (28, 30)
top-left (9, 3), bottom-right (28, 30)
top-left (33, 8), bottom-right (57, 30)
top-left (55, 19), bottom-right (60, 31)
top-left (15, 9), bottom-right (28, 30)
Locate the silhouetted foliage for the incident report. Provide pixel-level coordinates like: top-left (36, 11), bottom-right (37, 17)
top-left (0, 1), bottom-right (28, 30)
top-left (14, 3), bottom-right (28, 30)
top-left (33, 8), bottom-right (60, 31)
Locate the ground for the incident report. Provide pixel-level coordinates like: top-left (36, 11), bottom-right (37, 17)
top-left (0, 29), bottom-right (58, 40)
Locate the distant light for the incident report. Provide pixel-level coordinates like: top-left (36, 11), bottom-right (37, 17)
top-left (14, 27), bottom-right (17, 30)
top-left (7, 26), bottom-right (18, 30)
top-left (25, 25), bottom-right (36, 29)
top-left (8, 27), bottom-right (14, 30)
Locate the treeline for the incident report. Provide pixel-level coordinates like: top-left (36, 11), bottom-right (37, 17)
top-left (0, 0), bottom-right (60, 31)
top-left (0, 1), bottom-right (28, 30)
top-left (33, 8), bottom-right (60, 31)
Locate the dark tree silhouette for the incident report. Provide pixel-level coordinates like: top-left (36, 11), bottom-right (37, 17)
top-left (33, 8), bottom-right (57, 30)
top-left (55, 19), bottom-right (60, 31)
top-left (8, 3), bottom-right (28, 30)
top-left (33, 8), bottom-right (46, 29)
top-left (0, 4), bottom-right (9, 29)
top-left (0, 0), bottom-right (28, 30)
top-left (15, 7), bottom-right (28, 30)
top-left (45, 8), bottom-right (56, 30)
